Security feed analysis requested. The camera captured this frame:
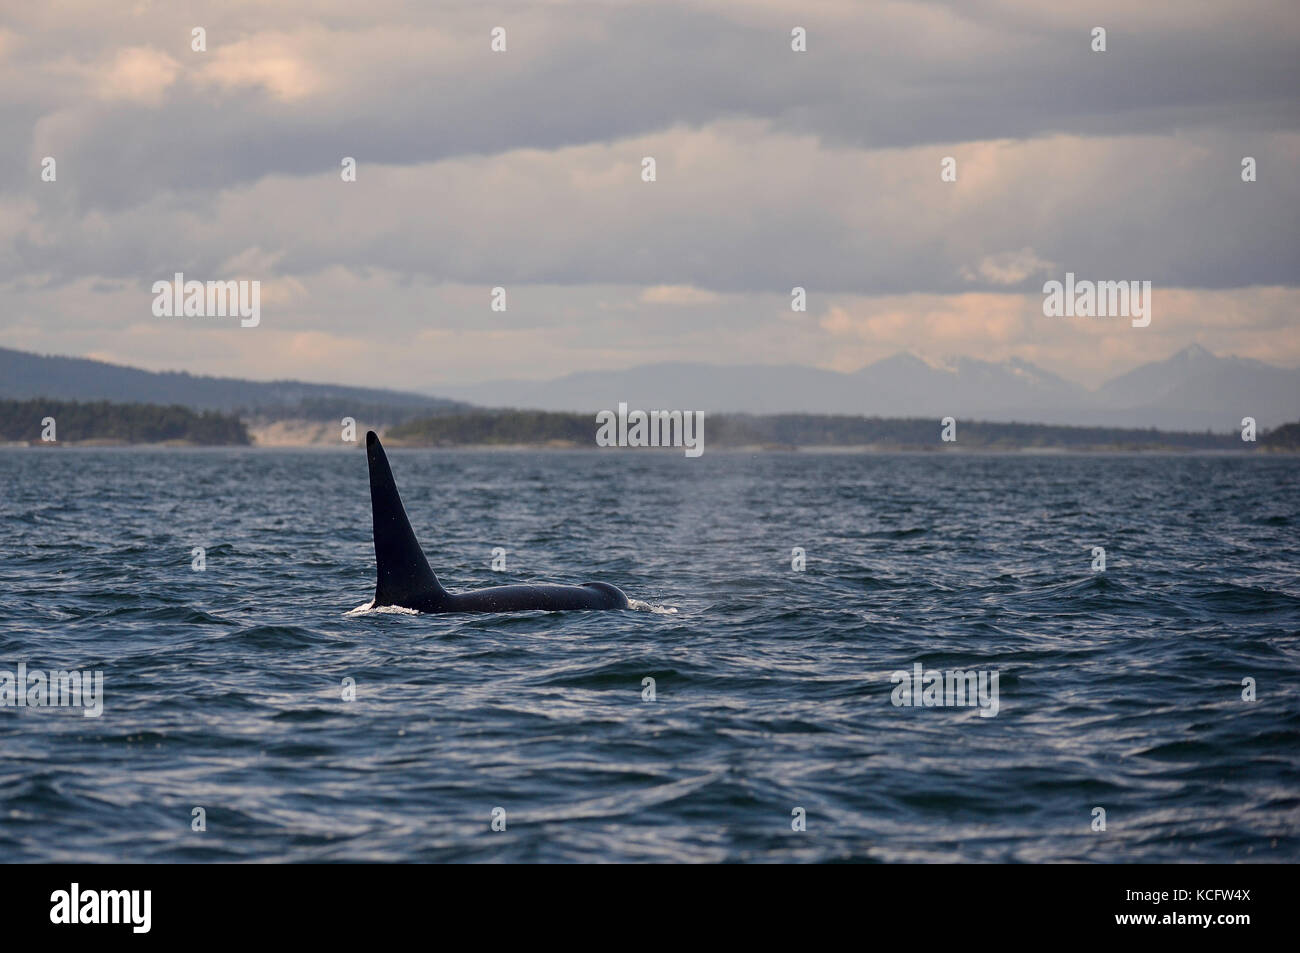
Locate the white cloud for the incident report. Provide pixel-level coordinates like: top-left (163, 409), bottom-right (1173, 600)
top-left (961, 248), bottom-right (1056, 286)
top-left (95, 47), bottom-right (180, 104)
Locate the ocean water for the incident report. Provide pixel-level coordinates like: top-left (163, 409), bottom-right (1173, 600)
top-left (0, 448), bottom-right (1297, 863)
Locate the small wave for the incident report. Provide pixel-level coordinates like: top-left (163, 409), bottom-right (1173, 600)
top-left (345, 601), bottom-right (419, 617)
top-left (627, 599), bottom-right (677, 614)
top-left (510, 770), bottom-right (722, 824)
top-left (85, 605), bottom-right (233, 625)
top-left (217, 625), bottom-right (329, 648)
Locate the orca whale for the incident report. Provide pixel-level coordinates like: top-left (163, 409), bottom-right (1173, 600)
top-left (363, 431), bottom-right (630, 613)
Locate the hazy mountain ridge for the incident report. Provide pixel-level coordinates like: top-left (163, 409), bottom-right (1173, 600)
top-left (0, 346), bottom-right (468, 421)
top-left (434, 345), bottom-right (1300, 430)
top-left (1, 344), bottom-right (1296, 432)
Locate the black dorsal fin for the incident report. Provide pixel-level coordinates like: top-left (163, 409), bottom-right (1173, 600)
top-left (366, 431), bottom-right (447, 609)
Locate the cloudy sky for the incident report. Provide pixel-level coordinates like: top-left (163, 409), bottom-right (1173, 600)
top-left (1, 0), bottom-right (1297, 392)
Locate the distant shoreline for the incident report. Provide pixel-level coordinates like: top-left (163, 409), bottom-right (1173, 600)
top-left (4, 441), bottom-right (1296, 456)
top-left (4, 397), bottom-right (1298, 452)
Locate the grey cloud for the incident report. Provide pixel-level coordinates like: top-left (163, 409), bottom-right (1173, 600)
top-left (5, 124), bottom-right (1297, 294)
top-left (3, 1), bottom-right (1297, 212)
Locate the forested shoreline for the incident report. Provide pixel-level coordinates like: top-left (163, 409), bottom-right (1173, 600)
top-left (3, 398), bottom-right (1297, 450)
top-left (388, 410), bottom-right (1300, 452)
top-left (0, 399), bottom-right (250, 445)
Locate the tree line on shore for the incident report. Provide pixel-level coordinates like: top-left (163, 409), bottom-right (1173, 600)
top-left (387, 410), bottom-right (1300, 451)
top-left (0, 399), bottom-right (250, 444)
top-left (2, 397), bottom-right (1297, 450)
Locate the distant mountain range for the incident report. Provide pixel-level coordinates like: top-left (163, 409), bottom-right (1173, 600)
top-left (434, 345), bottom-right (1300, 430)
top-left (0, 346), bottom-right (466, 422)
top-left (1, 344), bottom-right (1296, 432)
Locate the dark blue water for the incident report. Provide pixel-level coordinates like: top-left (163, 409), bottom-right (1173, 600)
top-left (1, 448), bottom-right (1297, 862)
